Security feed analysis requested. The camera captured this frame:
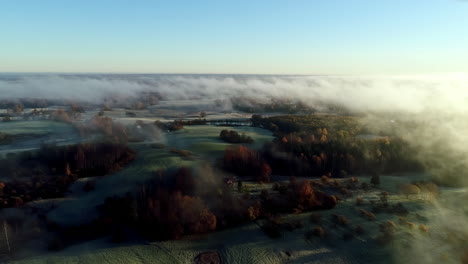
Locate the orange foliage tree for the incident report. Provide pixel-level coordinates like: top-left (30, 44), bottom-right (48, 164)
top-left (223, 146), bottom-right (271, 182)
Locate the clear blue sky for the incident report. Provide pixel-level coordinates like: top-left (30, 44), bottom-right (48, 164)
top-left (1, 0), bottom-right (467, 74)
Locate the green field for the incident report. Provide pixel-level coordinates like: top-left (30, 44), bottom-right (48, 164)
top-left (166, 125), bottom-right (273, 159)
top-left (0, 120), bottom-right (75, 135)
top-left (46, 125), bottom-right (272, 226)
top-left (46, 144), bottom-right (195, 226)
top-left (0, 120), bottom-right (82, 157)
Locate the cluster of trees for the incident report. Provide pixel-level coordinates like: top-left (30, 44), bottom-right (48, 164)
top-left (250, 115), bottom-right (423, 177)
top-left (0, 143), bottom-right (135, 208)
top-left (262, 136), bottom-right (421, 177)
top-left (0, 100), bottom-right (90, 118)
top-left (37, 143), bottom-right (135, 177)
top-left (76, 115), bottom-right (128, 143)
top-left (99, 167), bottom-right (234, 241)
top-left (252, 114), bottom-right (362, 136)
top-left (219, 130), bottom-right (253, 143)
top-left (154, 120), bottom-right (185, 131)
top-left (154, 118), bottom-right (214, 132)
top-left (231, 97), bottom-right (315, 114)
top-left (223, 146), bottom-right (272, 182)
top-left (125, 120), bottom-right (163, 143)
top-left (263, 180), bottom-right (337, 215)
top-left (77, 115), bottom-right (164, 143)
top-left (96, 165), bottom-right (336, 243)
top-left (50, 109), bottom-right (76, 123)
top-left (0, 99), bottom-right (49, 110)
top-left (100, 91), bottom-right (162, 111)
top-left (136, 190), bottom-right (217, 239)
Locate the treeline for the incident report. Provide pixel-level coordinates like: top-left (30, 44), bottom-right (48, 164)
top-left (101, 91), bottom-right (162, 111)
top-left (0, 99), bottom-right (55, 109)
top-left (223, 146), bottom-right (271, 182)
top-left (37, 143), bottom-right (136, 177)
top-left (51, 165), bottom-right (336, 246)
top-left (154, 119), bottom-right (252, 132)
top-left (0, 143), bottom-right (135, 208)
top-left (0, 92), bottom-right (161, 113)
top-left (76, 115), bottom-right (128, 143)
top-left (75, 115), bottom-right (164, 144)
top-left (231, 97), bottom-right (353, 114)
top-left (219, 130), bottom-right (253, 143)
top-left (154, 120), bottom-right (189, 131)
top-left (231, 97), bottom-right (316, 114)
top-left (0, 99), bottom-right (89, 114)
top-left (247, 115), bottom-right (423, 177)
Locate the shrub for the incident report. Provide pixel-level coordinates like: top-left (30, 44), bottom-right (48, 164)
top-left (331, 214), bottom-right (349, 226)
top-left (414, 181), bottom-right (439, 199)
top-left (419, 224), bottom-right (428, 233)
top-left (312, 226), bottom-right (326, 238)
top-left (379, 221), bottom-right (396, 234)
top-left (398, 217), bottom-right (415, 229)
top-left (370, 173), bottom-right (380, 185)
top-left (399, 184), bottom-right (421, 199)
top-left (246, 206), bottom-right (259, 221)
top-left (219, 130), bottom-right (254, 144)
top-left (359, 209), bottom-right (376, 221)
top-left (379, 192), bottom-right (389, 206)
top-left (356, 197), bottom-right (364, 206)
top-left (461, 249), bottom-right (468, 264)
top-left (321, 175), bottom-right (330, 183)
top-left (338, 215), bottom-right (349, 226)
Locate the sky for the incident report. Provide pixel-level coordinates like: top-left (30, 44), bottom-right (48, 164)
top-left (1, 0), bottom-right (467, 75)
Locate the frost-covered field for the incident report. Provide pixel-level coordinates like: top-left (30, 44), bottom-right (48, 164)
top-left (0, 120), bottom-right (81, 158)
top-left (13, 173), bottom-right (464, 264)
top-left (3, 109), bottom-right (465, 264)
top-left (37, 125), bottom-right (273, 226)
top-left (166, 125), bottom-right (273, 159)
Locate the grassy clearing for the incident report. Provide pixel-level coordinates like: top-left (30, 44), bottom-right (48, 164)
top-left (0, 120), bottom-right (75, 135)
top-left (166, 125), bottom-right (273, 159)
top-left (0, 120), bottom-right (81, 157)
top-left (47, 144), bottom-right (195, 226)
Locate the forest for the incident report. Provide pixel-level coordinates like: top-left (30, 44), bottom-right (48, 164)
top-left (247, 115), bottom-right (423, 177)
top-left (0, 143), bottom-right (135, 208)
top-left (50, 165), bottom-right (338, 246)
top-left (219, 129), bottom-right (254, 143)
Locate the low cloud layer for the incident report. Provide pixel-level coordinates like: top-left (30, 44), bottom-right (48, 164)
top-left (1, 73), bottom-right (468, 114)
top-left (2, 73), bottom-right (468, 185)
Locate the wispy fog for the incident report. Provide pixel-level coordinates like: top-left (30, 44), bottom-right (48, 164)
top-left (2, 74), bottom-right (468, 183)
top-left (1, 73), bottom-right (467, 114)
